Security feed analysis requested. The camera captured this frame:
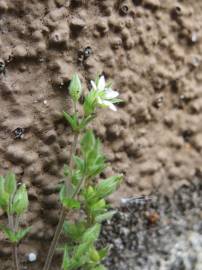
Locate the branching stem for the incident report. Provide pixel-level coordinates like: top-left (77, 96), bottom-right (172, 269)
top-left (43, 101), bottom-right (81, 270)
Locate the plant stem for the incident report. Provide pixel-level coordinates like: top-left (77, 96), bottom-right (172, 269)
top-left (8, 196), bottom-right (20, 270)
top-left (42, 208), bottom-right (66, 270)
top-left (12, 244), bottom-right (20, 270)
top-left (8, 215), bottom-right (20, 270)
top-left (43, 133), bottom-right (79, 270)
top-left (72, 175), bottom-right (86, 197)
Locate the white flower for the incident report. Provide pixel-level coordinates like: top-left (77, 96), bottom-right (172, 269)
top-left (91, 75), bottom-right (105, 92)
top-left (90, 76), bottom-right (119, 111)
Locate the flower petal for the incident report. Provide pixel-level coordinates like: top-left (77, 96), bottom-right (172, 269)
top-left (91, 80), bottom-right (97, 90)
top-left (102, 100), bottom-right (117, 111)
top-left (105, 89), bottom-right (119, 99)
top-left (98, 76), bottom-right (105, 91)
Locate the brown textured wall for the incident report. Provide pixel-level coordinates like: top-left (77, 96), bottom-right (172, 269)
top-left (0, 0), bottom-right (202, 268)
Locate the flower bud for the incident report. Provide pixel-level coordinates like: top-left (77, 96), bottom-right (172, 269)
top-left (5, 172), bottom-right (16, 195)
top-left (13, 184), bottom-right (29, 215)
top-left (69, 74), bottom-right (82, 102)
top-left (89, 248), bottom-right (100, 262)
top-left (0, 176), bottom-right (9, 210)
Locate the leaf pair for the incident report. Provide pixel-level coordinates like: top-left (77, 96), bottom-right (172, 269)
top-left (82, 175), bottom-right (122, 222)
top-left (0, 225), bottom-right (31, 243)
top-left (0, 173), bottom-right (28, 215)
top-left (63, 112), bottom-right (95, 133)
top-left (83, 90), bottom-right (98, 117)
top-left (60, 185), bottom-right (80, 210)
top-left (0, 173), bottom-right (16, 211)
top-left (83, 176), bottom-right (122, 206)
top-left (62, 223), bottom-right (107, 270)
top-left (95, 175), bottom-right (122, 199)
top-left (0, 172), bottom-right (30, 246)
top-left (80, 130), bottom-right (106, 178)
top-left (63, 222), bottom-right (100, 245)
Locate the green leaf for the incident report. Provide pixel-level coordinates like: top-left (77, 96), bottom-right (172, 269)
top-left (64, 165), bottom-right (70, 177)
top-left (59, 184), bottom-right (67, 203)
top-left (5, 172), bottom-right (16, 195)
top-left (98, 246), bottom-right (110, 260)
top-left (87, 163), bottom-right (106, 178)
top-left (62, 198), bottom-right (80, 209)
top-left (84, 90), bottom-right (98, 116)
top-left (90, 199), bottom-right (106, 216)
top-left (63, 221), bottom-right (86, 241)
top-left (69, 255), bottom-right (88, 269)
top-left (15, 227), bottom-right (31, 242)
top-left (12, 184), bottom-right (29, 215)
top-left (73, 156), bottom-right (85, 174)
top-left (59, 184), bottom-right (74, 204)
top-left (0, 176), bottom-right (5, 194)
top-left (69, 73), bottom-right (82, 102)
top-left (96, 175), bottom-right (123, 199)
top-left (95, 210), bottom-right (117, 223)
top-left (84, 139), bottom-right (106, 178)
top-left (63, 112), bottom-right (78, 131)
top-left (82, 224), bottom-right (101, 243)
top-left (81, 130), bottom-right (95, 154)
top-left (79, 115), bottom-right (95, 130)
top-left (71, 170), bottom-right (82, 186)
top-left (0, 225), bottom-right (17, 243)
top-left (83, 186), bottom-right (97, 204)
top-left (62, 245), bottom-right (70, 270)
top-left (75, 242), bottom-right (91, 258)
top-left (86, 140), bottom-right (101, 164)
top-left (0, 225), bottom-right (31, 243)
top-left (0, 193), bottom-right (9, 211)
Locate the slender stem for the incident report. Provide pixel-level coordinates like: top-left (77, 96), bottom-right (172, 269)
top-left (8, 195), bottom-right (20, 270)
top-left (8, 214), bottom-right (20, 270)
top-left (42, 208), bottom-right (66, 270)
top-left (72, 175), bottom-right (86, 198)
top-left (43, 134), bottom-right (79, 270)
top-left (43, 101), bottom-right (86, 270)
top-left (12, 244), bottom-right (20, 270)
top-left (14, 216), bottom-right (19, 232)
top-left (43, 169), bottom-right (86, 270)
top-left (69, 134), bottom-right (79, 174)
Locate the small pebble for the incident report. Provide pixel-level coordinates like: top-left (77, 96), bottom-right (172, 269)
top-left (28, 252), bottom-right (37, 262)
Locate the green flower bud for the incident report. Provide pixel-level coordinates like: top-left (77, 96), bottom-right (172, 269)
top-left (89, 248), bottom-right (100, 262)
top-left (69, 74), bottom-right (82, 102)
top-left (13, 184), bottom-right (28, 215)
top-left (0, 176), bottom-right (9, 210)
top-left (5, 172), bottom-right (16, 195)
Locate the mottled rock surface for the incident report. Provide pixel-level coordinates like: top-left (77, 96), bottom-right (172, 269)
top-left (0, 0), bottom-right (202, 269)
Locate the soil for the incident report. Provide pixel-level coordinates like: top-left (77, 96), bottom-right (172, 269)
top-left (0, 0), bottom-right (202, 269)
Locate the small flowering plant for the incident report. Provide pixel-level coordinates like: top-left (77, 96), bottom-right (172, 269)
top-left (46, 74), bottom-right (123, 270)
top-left (0, 172), bottom-right (30, 270)
top-left (0, 74), bottom-right (123, 270)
